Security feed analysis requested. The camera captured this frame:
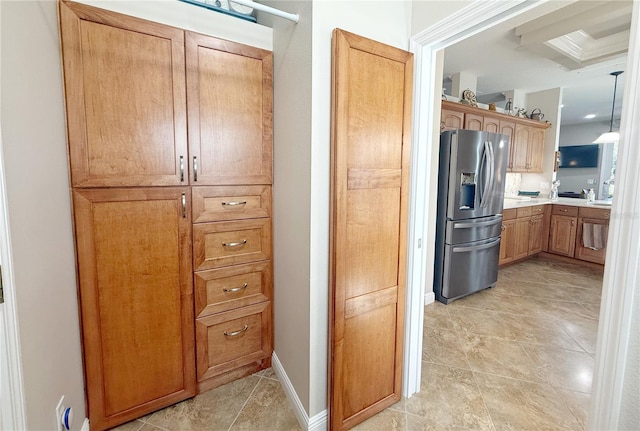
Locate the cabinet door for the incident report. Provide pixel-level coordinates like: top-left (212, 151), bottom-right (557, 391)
top-left (528, 215), bottom-right (544, 255)
top-left (512, 124), bottom-right (530, 172)
top-left (514, 217), bottom-right (530, 260)
top-left (186, 32), bottom-right (273, 185)
top-left (60, 2), bottom-right (188, 187)
top-left (73, 188), bottom-right (195, 431)
top-left (499, 219), bottom-right (516, 265)
top-left (575, 218), bottom-right (608, 264)
top-left (483, 116), bottom-right (500, 134)
top-left (330, 29), bottom-right (412, 431)
top-left (527, 128), bottom-right (546, 172)
top-left (500, 120), bottom-right (516, 171)
top-left (441, 109), bottom-right (464, 132)
top-left (464, 113), bottom-right (483, 131)
top-left (549, 214), bottom-right (577, 257)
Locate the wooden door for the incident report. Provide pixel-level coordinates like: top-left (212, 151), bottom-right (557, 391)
top-left (499, 219), bottom-right (516, 265)
top-left (514, 217), bottom-right (530, 260)
top-left (73, 188), bottom-right (195, 430)
top-left (59, 1), bottom-right (188, 187)
top-left (186, 32), bottom-right (273, 185)
top-left (512, 124), bottom-right (530, 171)
top-left (575, 218), bottom-right (608, 264)
top-left (528, 215), bottom-right (544, 255)
top-left (464, 113), bottom-right (483, 130)
top-left (527, 128), bottom-right (546, 172)
top-left (329, 29), bottom-right (412, 431)
top-left (549, 215), bottom-right (577, 257)
top-left (500, 120), bottom-right (516, 171)
top-left (483, 116), bottom-right (500, 134)
top-left (441, 109), bottom-right (464, 132)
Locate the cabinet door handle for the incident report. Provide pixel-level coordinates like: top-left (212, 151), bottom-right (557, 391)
top-left (224, 325), bottom-right (249, 337)
top-left (571, 220), bottom-right (575, 226)
top-left (222, 201), bottom-right (247, 207)
top-left (180, 155), bottom-right (184, 182)
top-left (223, 283), bottom-right (248, 293)
top-left (181, 193), bottom-right (186, 218)
top-left (193, 156), bottom-right (198, 182)
top-left (222, 239), bottom-right (247, 248)
top-left (501, 224), bottom-right (505, 231)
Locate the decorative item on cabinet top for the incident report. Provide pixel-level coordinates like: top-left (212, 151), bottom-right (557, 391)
top-left (179, 0), bottom-right (257, 22)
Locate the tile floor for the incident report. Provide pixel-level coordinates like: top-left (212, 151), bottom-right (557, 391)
top-left (114, 256), bottom-right (602, 431)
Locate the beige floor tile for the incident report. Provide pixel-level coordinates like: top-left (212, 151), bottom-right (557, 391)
top-left (422, 326), bottom-right (470, 369)
top-left (461, 334), bottom-right (547, 383)
top-left (229, 378), bottom-right (301, 431)
top-left (261, 367), bottom-right (277, 380)
top-left (423, 301), bottom-right (455, 330)
top-left (404, 362), bottom-right (493, 430)
top-left (474, 372), bottom-right (582, 431)
top-left (559, 316), bottom-right (599, 354)
top-left (387, 396), bottom-right (407, 412)
top-left (110, 419), bottom-right (148, 431)
top-left (555, 388), bottom-right (591, 430)
top-left (351, 408), bottom-right (406, 431)
top-left (522, 345), bottom-right (594, 393)
top-left (146, 375), bottom-right (260, 431)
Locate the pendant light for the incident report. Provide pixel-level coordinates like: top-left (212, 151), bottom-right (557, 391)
top-left (593, 71), bottom-right (623, 144)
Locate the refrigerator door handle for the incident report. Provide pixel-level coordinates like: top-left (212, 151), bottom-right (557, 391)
top-left (452, 237), bottom-right (501, 253)
top-left (486, 141), bottom-right (496, 207)
top-left (479, 141), bottom-right (492, 208)
top-left (453, 216), bottom-right (503, 229)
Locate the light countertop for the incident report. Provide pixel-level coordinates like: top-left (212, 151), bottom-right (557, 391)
top-left (503, 196), bottom-right (613, 210)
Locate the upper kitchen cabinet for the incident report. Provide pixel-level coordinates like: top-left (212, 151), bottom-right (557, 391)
top-left (59, 1), bottom-right (188, 187)
top-left (186, 33), bottom-right (273, 185)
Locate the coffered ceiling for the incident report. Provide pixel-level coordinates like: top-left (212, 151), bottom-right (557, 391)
top-left (443, 0), bottom-right (632, 125)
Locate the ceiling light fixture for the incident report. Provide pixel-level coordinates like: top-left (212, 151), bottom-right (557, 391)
top-left (594, 71), bottom-right (623, 144)
top-left (585, 114), bottom-right (596, 119)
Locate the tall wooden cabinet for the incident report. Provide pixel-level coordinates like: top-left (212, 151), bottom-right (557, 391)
top-left (59, 2), bottom-right (273, 429)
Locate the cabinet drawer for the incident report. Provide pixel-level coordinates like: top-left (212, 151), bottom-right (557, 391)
top-left (579, 207), bottom-right (610, 220)
top-left (530, 205), bottom-right (545, 215)
top-left (196, 302), bottom-right (272, 381)
top-left (192, 186), bottom-right (271, 223)
top-left (503, 208), bottom-right (517, 221)
top-left (516, 207), bottom-right (532, 218)
top-left (193, 219), bottom-right (271, 271)
top-left (195, 261), bottom-right (272, 318)
top-left (552, 205), bottom-right (578, 216)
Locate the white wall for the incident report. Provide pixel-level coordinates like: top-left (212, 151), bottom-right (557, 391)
top-left (0, 1), bottom-right (272, 429)
top-left (1, 2), bottom-right (85, 429)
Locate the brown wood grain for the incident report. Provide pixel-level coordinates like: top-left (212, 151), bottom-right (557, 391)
top-left (192, 185), bottom-right (271, 223)
top-left (441, 109), bottom-right (464, 132)
top-left (549, 214), bottom-right (577, 257)
top-left (186, 31), bottom-right (272, 186)
top-left (329, 28), bottom-right (412, 431)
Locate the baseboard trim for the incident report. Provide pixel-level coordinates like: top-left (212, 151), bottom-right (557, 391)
top-left (424, 290), bottom-right (435, 305)
top-left (271, 352), bottom-right (327, 431)
top-left (81, 418), bottom-right (90, 431)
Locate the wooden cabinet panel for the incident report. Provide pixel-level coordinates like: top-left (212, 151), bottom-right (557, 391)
top-left (186, 32), bottom-right (273, 185)
top-left (528, 215), bottom-right (544, 255)
top-left (499, 219), bottom-right (516, 265)
top-left (441, 109), bottom-right (464, 132)
top-left (194, 261), bottom-right (272, 318)
top-left (527, 128), bottom-right (545, 172)
top-left (575, 218), bottom-right (608, 264)
top-left (502, 208), bottom-right (517, 221)
top-left (484, 116), bottom-right (500, 134)
top-left (60, 2), bottom-right (188, 187)
top-left (514, 217), bottom-right (531, 260)
top-left (549, 214), bottom-right (577, 257)
top-left (196, 302), bottom-right (272, 382)
top-left (464, 113), bottom-right (483, 131)
top-left (73, 188), bottom-right (195, 430)
top-left (193, 219), bottom-right (272, 271)
top-left (552, 205), bottom-right (579, 217)
top-left (512, 124), bottom-right (531, 171)
top-left (192, 185), bottom-right (271, 223)
top-left (500, 120), bottom-right (516, 170)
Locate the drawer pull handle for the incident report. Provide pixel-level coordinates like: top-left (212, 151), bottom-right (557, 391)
top-left (222, 201), bottom-right (247, 207)
top-left (223, 239), bottom-right (247, 248)
top-left (223, 283), bottom-right (248, 293)
top-left (180, 155), bottom-right (184, 182)
top-left (224, 325), bottom-right (249, 337)
top-left (193, 156), bottom-right (198, 182)
top-left (181, 193), bottom-right (186, 218)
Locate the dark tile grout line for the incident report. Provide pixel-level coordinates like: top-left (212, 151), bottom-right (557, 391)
top-left (226, 374), bottom-right (264, 431)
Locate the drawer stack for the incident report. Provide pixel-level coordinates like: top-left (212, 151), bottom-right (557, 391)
top-left (192, 186), bottom-right (273, 392)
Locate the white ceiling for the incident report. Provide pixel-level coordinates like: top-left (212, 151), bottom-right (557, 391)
top-left (442, 0), bottom-right (632, 126)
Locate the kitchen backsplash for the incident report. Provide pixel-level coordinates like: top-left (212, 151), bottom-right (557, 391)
top-left (505, 173), bottom-right (522, 196)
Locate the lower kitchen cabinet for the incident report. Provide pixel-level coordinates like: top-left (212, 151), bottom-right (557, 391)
top-left (548, 205), bottom-right (579, 257)
top-left (528, 214), bottom-right (545, 254)
top-left (499, 217), bottom-right (517, 264)
top-left (575, 207), bottom-right (611, 264)
top-left (72, 188), bottom-right (196, 431)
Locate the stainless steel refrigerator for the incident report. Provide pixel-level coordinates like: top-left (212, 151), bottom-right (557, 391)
top-left (434, 129), bottom-right (509, 304)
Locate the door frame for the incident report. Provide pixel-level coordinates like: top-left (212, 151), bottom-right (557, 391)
top-left (404, 1), bottom-right (640, 430)
top-left (0, 124), bottom-right (27, 429)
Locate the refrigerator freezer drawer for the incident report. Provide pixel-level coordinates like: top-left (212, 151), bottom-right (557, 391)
top-left (445, 215), bottom-right (502, 245)
top-left (440, 237), bottom-right (501, 303)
